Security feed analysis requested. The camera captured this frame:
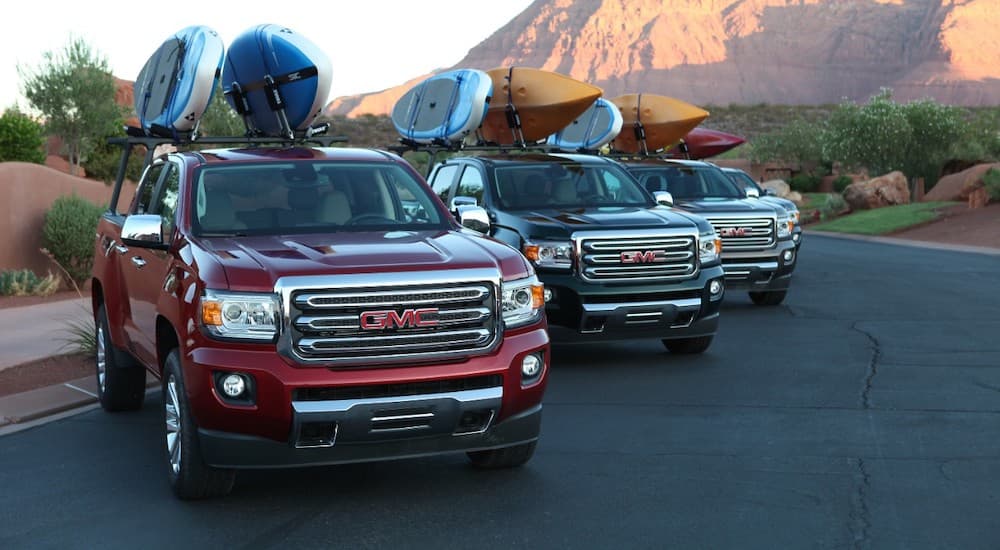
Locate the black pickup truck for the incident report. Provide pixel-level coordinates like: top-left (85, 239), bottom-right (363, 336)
top-left (426, 152), bottom-right (726, 354)
top-left (622, 159), bottom-right (797, 306)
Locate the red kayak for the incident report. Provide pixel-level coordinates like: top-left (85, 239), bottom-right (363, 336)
top-left (667, 127), bottom-right (746, 159)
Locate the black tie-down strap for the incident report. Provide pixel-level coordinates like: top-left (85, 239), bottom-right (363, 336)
top-left (503, 67), bottom-right (526, 146)
top-left (225, 66), bottom-right (319, 139)
top-left (631, 94), bottom-right (649, 155)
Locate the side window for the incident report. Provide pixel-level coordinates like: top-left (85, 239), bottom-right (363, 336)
top-left (600, 170), bottom-right (624, 199)
top-left (133, 163), bottom-right (165, 214)
top-left (154, 164), bottom-right (181, 239)
top-left (430, 164), bottom-right (459, 204)
top-left (456, 166), bottom-right (485, 205)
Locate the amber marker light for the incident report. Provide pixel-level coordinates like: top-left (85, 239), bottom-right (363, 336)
top-left (714, 238), bottom-right (722, 255)
top-left (202, 300), bottom-right (223, 326)
top-left (523, 244), bottom-right (540, 262)
top-left (532, 284), bottom-right (545, 309)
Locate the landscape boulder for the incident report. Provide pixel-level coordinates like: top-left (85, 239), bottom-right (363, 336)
top-left (923, 162), bottom-right (1000, 202)
top-left (761, 179), bottom-right (790, 198)
top-left (786, 191), bottom-right (803, 205)
top-left (842, 171), bottom-right (910, 210)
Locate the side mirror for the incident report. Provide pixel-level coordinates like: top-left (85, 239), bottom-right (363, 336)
top-left (746, 187), bottom-right (760, 199)
top-left (763, 188), bottom-right (775, 196)
top-left (652, 191), bottom-right (674, 207)
top-left (450, 196), bottom-right (478, 211)
top-left (456, 205), bottom-right (490, 234)
top-left (121, 214), bottom-right (168, 249)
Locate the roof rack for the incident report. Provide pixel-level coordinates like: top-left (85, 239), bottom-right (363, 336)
top-left (388, 139), bottom-right (607, 175)
top-left (104, 124), bottom-right (348, 214)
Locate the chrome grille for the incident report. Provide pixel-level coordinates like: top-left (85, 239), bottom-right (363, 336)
top-left (280, 272), bottom-right (500, 365)
top-left (577, 231), bottom-right (698, 282)
top-left (704, 216), bottom-right (775, 250)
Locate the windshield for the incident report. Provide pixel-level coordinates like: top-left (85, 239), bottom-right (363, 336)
top-left (724, 169), bottom-right (762, 193)
top-left (192, 161), bottom-right (446, 236)
top-left (629, 164), bottom-right (747, 200)
top-left (492, 162), bottom-right (651, 210)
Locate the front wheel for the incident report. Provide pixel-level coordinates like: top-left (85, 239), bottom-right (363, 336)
top-left (748, 290), bottom-right (787, 306)
top-left (95, 305), bottom-right (145, 412)
top-left (467, 441), bottom-right (537, 469)
top-left (163, 350), bottom-right (236, 499)
top-left (662, 335), bottom-right (714, 354)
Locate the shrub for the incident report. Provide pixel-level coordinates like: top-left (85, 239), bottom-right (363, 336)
top-left (833, 175), bottom-right (853, 193)
top-left (788, 173), bottom-right (821, 193)
top-left (0, 108), bottom-right (46, 164)
top-left (984, 168), bottom-right (1000, 202)
top-left (42, 194), bottom-right (105, 285)
top-left (820, 194), bottom-right (848, 220)
top-left (0, 269), bottom-right (60, 296)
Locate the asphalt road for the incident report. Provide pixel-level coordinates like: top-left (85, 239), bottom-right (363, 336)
top-left (2, 235), bottom-right (998, 549)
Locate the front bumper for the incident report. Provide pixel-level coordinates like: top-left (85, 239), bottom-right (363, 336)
top-left (198, 403), bottom-right (542, 469)
top-left (539, 265), bottom-right (725, 342)
top-left (720, 240), bottom-right (797, 291)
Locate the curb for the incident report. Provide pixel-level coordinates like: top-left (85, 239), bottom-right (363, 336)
top-left (805, 231), bottom-right (1000, 256)
top-left (0, 373), bottom-right (159, 429)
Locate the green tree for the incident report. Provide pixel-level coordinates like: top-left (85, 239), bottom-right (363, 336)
top-left (0, 108), bottom-right (46, 163)
top-left (824, 89), bottom-right (967, 186)
top-left (750, 118), bottom-right (828, 173)
top-left (18, 37), bottom-right (127, 175)
top-left (196, 82), bottom-right (246, 138)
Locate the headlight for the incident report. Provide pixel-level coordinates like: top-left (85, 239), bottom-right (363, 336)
top-left (201, 290), bottom-right (280, 341)
top-left (501, 275), bottom-right (544, 329)
top-left (788, 208), bottom-right (800, 225)
top-left (776, 216), bottom-right (792, 238)
top-left (523, 240), bottom-right (572, 269)
top-left (698, 231), bottom-right (721, 264)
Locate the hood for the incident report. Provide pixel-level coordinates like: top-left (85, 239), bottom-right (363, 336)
top-left (673, 197), bottom-right (781, 216)
top-left (761, 196), bottom-right (798, 211)
top-left (509, 205), bottom-right (698, 236)
top-left (196, 230), bottom-right (531, 292)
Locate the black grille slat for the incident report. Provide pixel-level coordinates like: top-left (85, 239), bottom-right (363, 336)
top-left (579, 235), bottom-right (698, 282)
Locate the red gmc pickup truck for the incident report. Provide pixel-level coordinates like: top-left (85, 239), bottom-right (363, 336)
top-left (91, 136), bottom-right (549, 499)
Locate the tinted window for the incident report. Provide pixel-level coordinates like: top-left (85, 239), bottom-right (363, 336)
top-left (192, 161), bottom-right (445, 236)
top-left (155, 164), bottom-right (180, 239)
top-left (492, 162), bottom-right (649, 209)
top-left (430, 164), bottom-right (459, 204)
top-left (456, 166), bottom-right (485, 205)
top-left (630, 164), bottom-right (745, 200)
top-left (133, 163), bottom-right (164, 214)
top-left (725, 169), bottom-right (760, 193)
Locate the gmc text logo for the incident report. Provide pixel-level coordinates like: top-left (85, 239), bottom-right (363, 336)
top-left (360, 308), bottom-right (439, 330)
top-left (719, 227), bottom-right (748, 237)
top-left (620, 250), bottom-right (663, 264)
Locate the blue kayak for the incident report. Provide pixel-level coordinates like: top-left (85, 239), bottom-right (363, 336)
top-left (391, 69), bottom-right (493, 145)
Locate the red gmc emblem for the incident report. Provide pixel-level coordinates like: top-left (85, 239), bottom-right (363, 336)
top-left (359, 308), bottom-right (439, 330)
top-left (719, 227), bottom-right (748, 237)
top-left (620, 250), bottom-right (662, 264)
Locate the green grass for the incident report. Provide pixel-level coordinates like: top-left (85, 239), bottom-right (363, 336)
top-left (801, 192), bottom-right (835, 210)
top-left (810, 201), bottom-right (958, 235)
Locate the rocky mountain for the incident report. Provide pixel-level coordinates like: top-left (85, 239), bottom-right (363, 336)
top-left (326, 0), bottom-right (1000, 117)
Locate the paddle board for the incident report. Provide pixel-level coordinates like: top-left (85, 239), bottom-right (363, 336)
top-left (609, 94), bottom-right (709, 154)
top-left (479, 67), bottom-right (602, 145)
top-left (222, 24), bottom-right (332, 137)
top-left (391, 69), bottom-right (492, 144)
top-left (667, 127), bottom-right (746, 159)
top-left (546, 97), bottom-right (623, 152)
top-left (133, 25), bottom-right (225, 138)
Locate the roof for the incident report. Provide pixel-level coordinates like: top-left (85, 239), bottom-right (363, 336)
top-left (446, 152), bottom-right (618, 167)
top-left (183, 147), bottom-right (400, 165)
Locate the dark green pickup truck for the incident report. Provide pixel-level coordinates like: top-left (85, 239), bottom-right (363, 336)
top-left (426, 152), bottom-right (726, 354)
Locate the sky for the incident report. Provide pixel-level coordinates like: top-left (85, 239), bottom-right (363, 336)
top-left (1, 0), bottom-right (534, 112)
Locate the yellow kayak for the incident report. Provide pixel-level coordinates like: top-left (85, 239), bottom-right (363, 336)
top-left (609, 94), bottom-right (709, 154)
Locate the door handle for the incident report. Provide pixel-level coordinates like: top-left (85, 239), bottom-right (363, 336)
top-left (115, 245), bottom-right (129, 254)
top-left (131, 256), bottom-right (146, 268)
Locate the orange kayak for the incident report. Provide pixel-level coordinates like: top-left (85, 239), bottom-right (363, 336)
top-left (480, 67), bottom-right (603, 145)
top-left (609, 94), bottom-right (709, 154)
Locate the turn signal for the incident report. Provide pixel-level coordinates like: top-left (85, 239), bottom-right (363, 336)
top-left (523, 244), bottom-right (540, 262)
top-left (202, 301), bottom-right (223, 326)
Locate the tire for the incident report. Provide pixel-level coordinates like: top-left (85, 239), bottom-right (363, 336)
top-left (163, 349), bottom-right (236, 499)
top-left (748, 290), bottom-right (787, 306)
top-left (95, 305), bottom-right (146, 412)
top-left (662, 335), bottom-right (714, 354)
top-left (467, 441), bottom-right (537, 469)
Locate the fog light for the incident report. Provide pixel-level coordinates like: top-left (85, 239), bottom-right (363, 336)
top-left (782, 249), bottom-right (795, 263)
top-left (543, 288), bottom-right (555, 303)
top-left (521, 354), bottom-right (542, 378)
top-left (221, 374), bottom-right (246, 398)
top-left (709, 279), bottom-right (724, 295)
